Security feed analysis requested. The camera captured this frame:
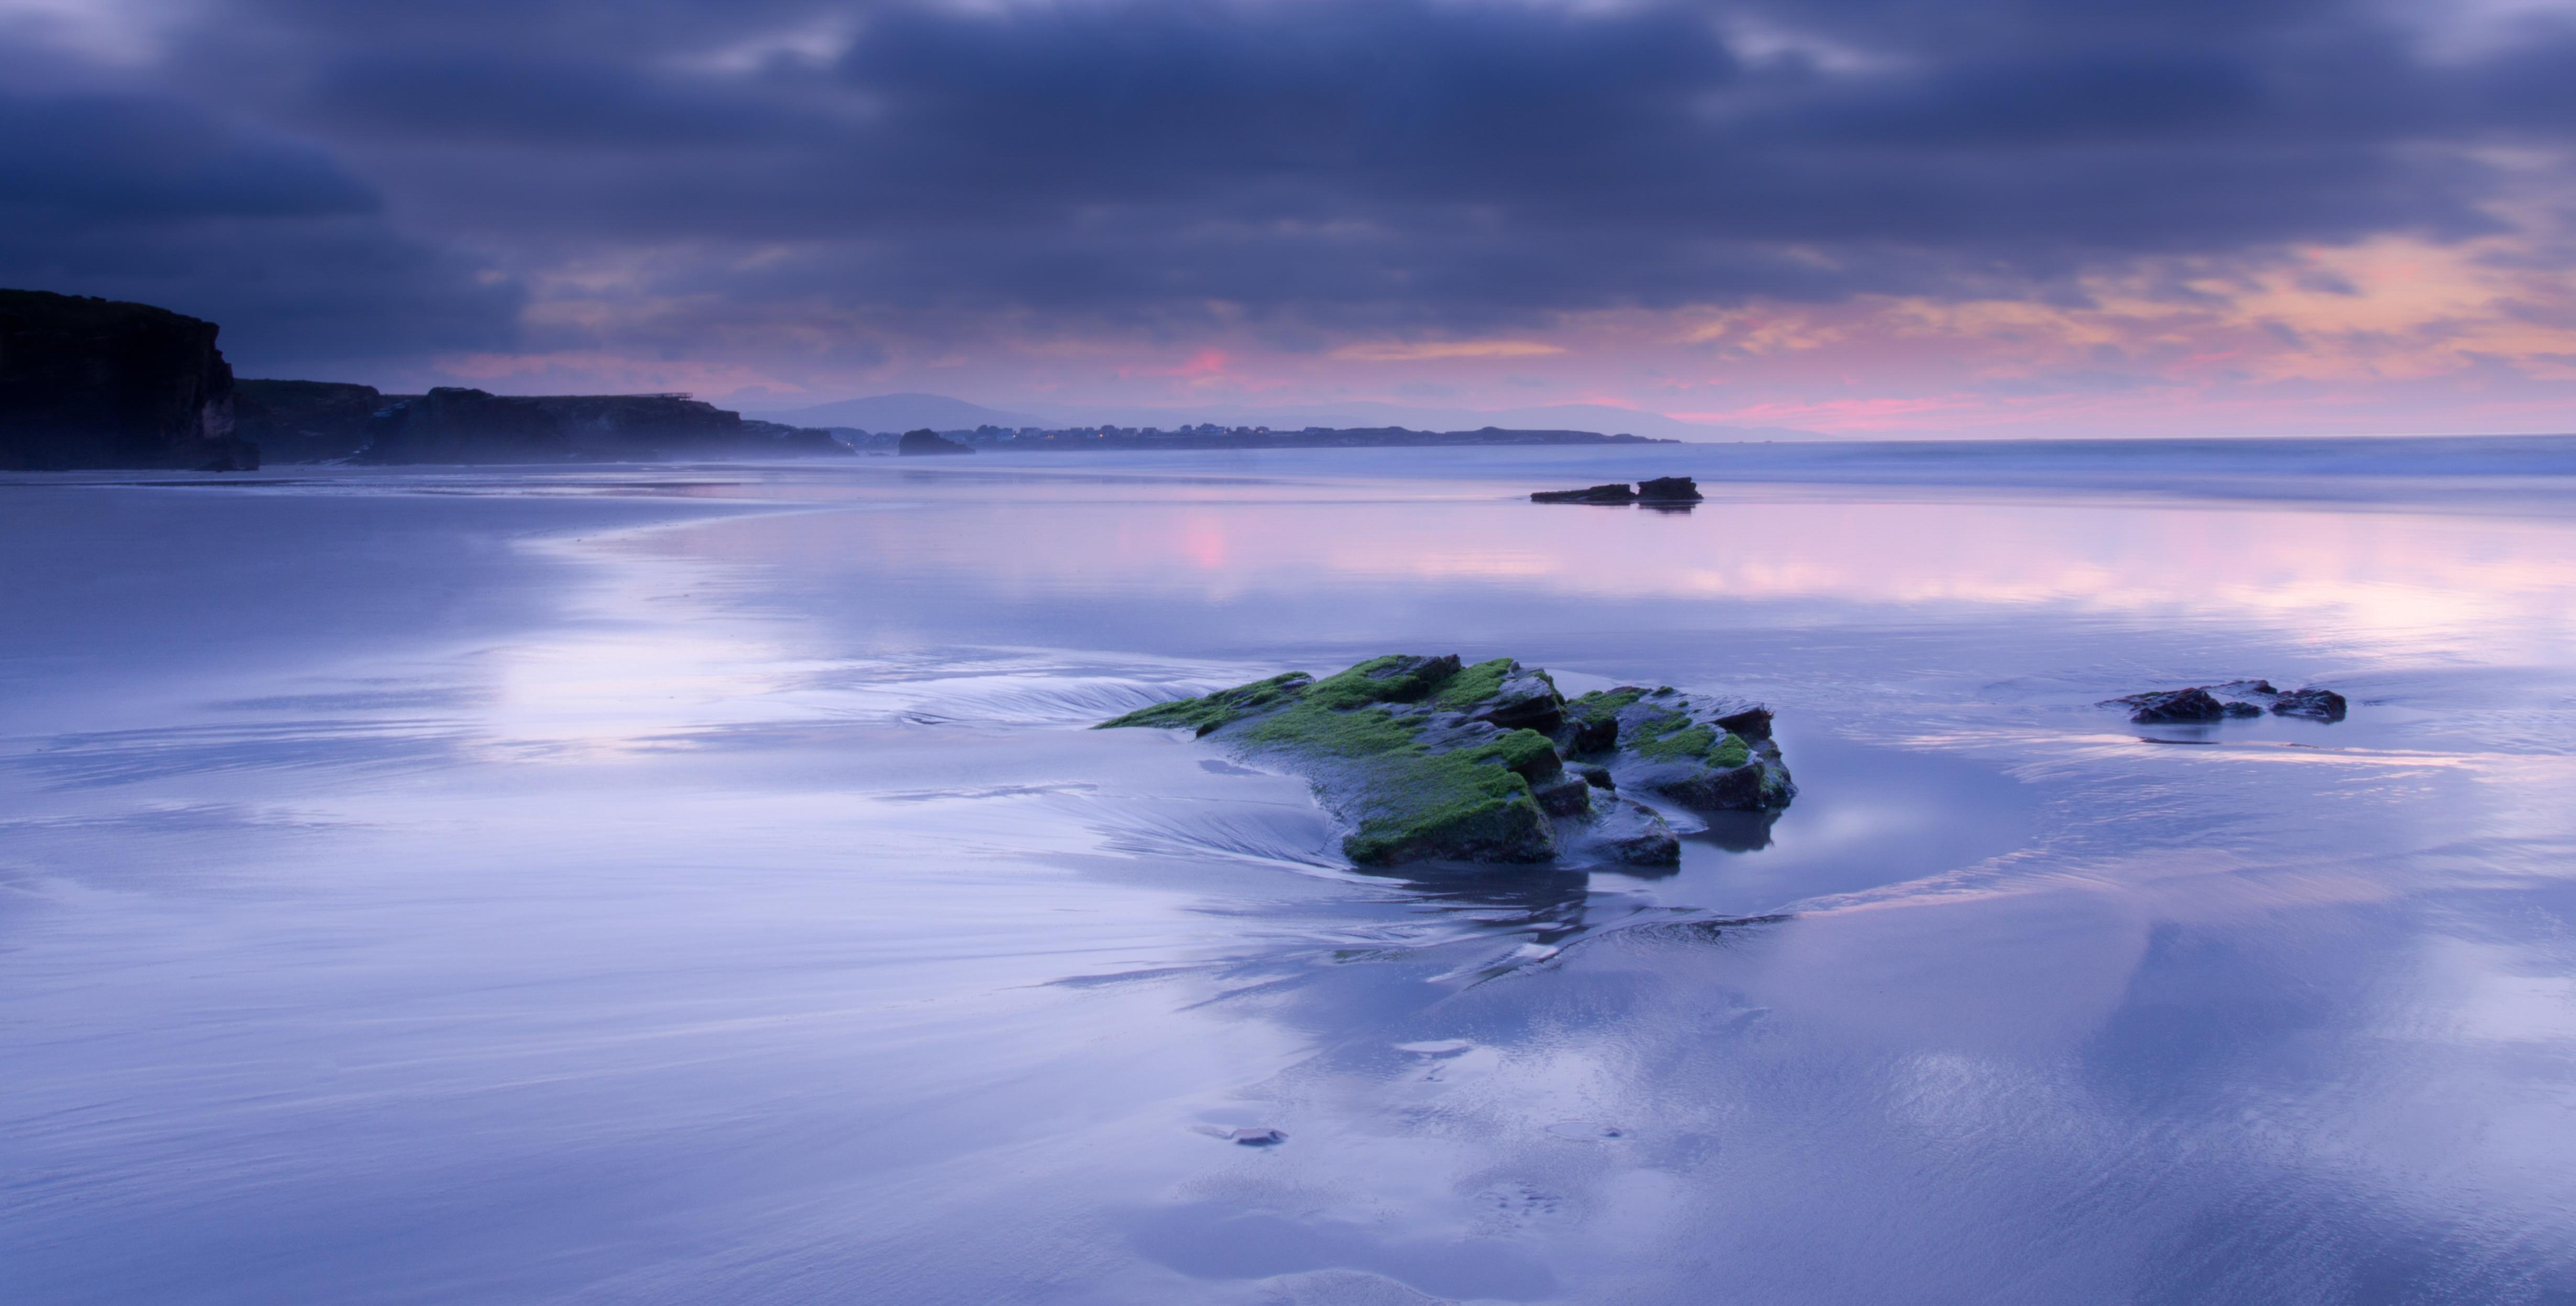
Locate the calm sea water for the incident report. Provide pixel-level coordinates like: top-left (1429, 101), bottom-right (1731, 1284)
top-left (5, 441), bottom-right (2575, 1304)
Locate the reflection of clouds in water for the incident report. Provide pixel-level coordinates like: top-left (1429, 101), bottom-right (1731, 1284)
top-left (629, 481), bottom-right (2576, 671)
top-left (7, 462), bottom-right (2574, 1303)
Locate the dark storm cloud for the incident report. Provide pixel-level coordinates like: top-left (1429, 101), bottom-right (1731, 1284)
top-left (0, 88), bottom-right (521, 365)
top-left (10, 0), bottom-right (2576, 350)
top-left (0, 91), bottom-right (375, 219)
top-left (309, 53), bottom-right (828, 147)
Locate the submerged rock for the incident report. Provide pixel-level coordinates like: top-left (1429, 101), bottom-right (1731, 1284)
top-left (2271, 687), bottom-right (2348, 721)
top-left (1530, 772), bottom-right (1595, 816)
top-left (1528, 477), bottom-right (1706, 506)
top-left (2107, 687), bottom-right (2229, 723)
top-left (2106, 682), bottom-right (2346, 724)
top-left (1100, 655), bottom-right (1794, 868)
top-left (1583, 793), bottom-right (1684, 866)
top-left (1531, 483), bottom-right (1638, 504)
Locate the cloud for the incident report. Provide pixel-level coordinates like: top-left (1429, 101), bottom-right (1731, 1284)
top-left (7, 0), bottom-right (2576, 411)
top-left (0, 89), bottom-right (375, 220)
top-left (1333, 340), bottom-right (1568, 361)
top-left (190, 0), bottom-right (2564, 324)
top-left (0, 88), bottom-right (521, 368)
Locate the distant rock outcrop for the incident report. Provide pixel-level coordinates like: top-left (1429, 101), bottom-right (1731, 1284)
top-left (1, 289), bottom-right (256, 470)
top-left (2105, 682), bottom-right (2349, 724)
top-left (360, 388), bottom-right (852, 463)
top-left (2111, 687), bottom-right (2236, 723)
top-left (235, 380), bottom-right (402, 464)
top-left (898, 428), bottom-right (974, 456)
top-left (2269, 687), bottom-right (2348, 721)
top-left (1530, 476), bottom-right (1704, 506)
top-left (1531, 483), bottom-right (1638, 504)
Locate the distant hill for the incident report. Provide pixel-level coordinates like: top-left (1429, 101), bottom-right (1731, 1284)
top-left (1058, 401), bottom-right (1821, 444)
top-left (741, 392), bottom-right (1818, 441)
top-left (748, 392), bottom-right (1044, 432)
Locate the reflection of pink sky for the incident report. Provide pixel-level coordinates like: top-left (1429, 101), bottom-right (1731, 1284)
top-left (383, 233), bottom-right (2576, 440)
top-left (646, 482), bottom-right (2576, 666)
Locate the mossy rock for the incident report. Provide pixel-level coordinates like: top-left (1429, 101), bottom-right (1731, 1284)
top-left (1100, 655), bottom-right (1796, 869)
top-left (1100, 671), bottom-right (1313, 736)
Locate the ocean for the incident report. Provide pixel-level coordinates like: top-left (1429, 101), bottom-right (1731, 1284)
top-left (5, 438), bottom-right (2574, 1303)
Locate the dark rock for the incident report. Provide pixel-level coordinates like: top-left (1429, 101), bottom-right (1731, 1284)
top-left (1102, 658), bottom-right (1789, 868)
top-left (1639, 755), bottom-right (1772, 809)
top-left (234, 380), bottom-right (393, 463)
top-left (1568, 715), bottom-right (1619, 754)
top-left (1565, 688), bottom-right (1794, 814)
top-left (2109, 688), bottom-right (2229, 723)
top-left (1103, 672), bottom-right (1312, 737)
top-left (2210, 679), bottom-right (2279, 698)
top-left (2109, 682), bottom-right (2341, 724)
top-left (898, 428), bottom-right (974, 456)
top-left (1332, 653), bottom-right (1462, 702)
top-left (2272, 687), bottom-right (2348, 721)
top-left (1713, 706), bottom-right (1773, 740)
top-left (1637, 475), bottom-right (1704, 502)
top-left (1473, 668), bottom-right (1566, 735)
top-left (1587, 796), bottom-right (1682, 866)
top-left (1228, 1127), bottom-right (1286, 1146)
top-left (1531, 772), bottom-right (1595, 817)
top-left (1531, 482), bottom-right (1637, 504)
top-left (1564, 687), bottom-right (1643, 754)
top-left (1416, 712), bottom-right (1562, 781)
top-left (1, 289), bottom-right (253, 470)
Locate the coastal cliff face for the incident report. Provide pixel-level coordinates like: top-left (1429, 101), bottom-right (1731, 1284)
top-left (0, 290), bottom-right (255, 470)
top-left (361, 388), bottom-right (566, 463)
top-left (234, 380), bottom-right (402, 464)
top-left (361, 388), bottom-right (851, 463)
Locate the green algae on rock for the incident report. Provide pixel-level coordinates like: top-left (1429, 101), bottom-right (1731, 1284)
top-left (1099, 671), bottom-right (1312, 736)
top-left (1099, 655), bottom-right (1795, 868)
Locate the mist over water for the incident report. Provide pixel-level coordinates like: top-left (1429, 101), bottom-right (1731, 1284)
top-left (4, 440), bottom-right (2574, 1304)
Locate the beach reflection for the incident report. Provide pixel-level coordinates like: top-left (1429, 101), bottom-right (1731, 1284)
top-left (626, 467), bottom-right (2576, 671)
top-left (3, 452), bottom-right (2573, 1305)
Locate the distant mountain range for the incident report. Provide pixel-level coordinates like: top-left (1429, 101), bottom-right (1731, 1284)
top-left (739, 392), bottom-right (1820, 442)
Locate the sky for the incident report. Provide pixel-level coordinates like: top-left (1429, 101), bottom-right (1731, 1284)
top-left (5, 0), bottom-right (2576, 437)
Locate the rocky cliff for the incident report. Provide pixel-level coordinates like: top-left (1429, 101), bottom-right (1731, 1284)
top-left (0, 290), bottom-right (256, 470)
top-left (361, 388), bottom-right (851, 463)
top-left (234, 380), bottom-right (404, 464)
